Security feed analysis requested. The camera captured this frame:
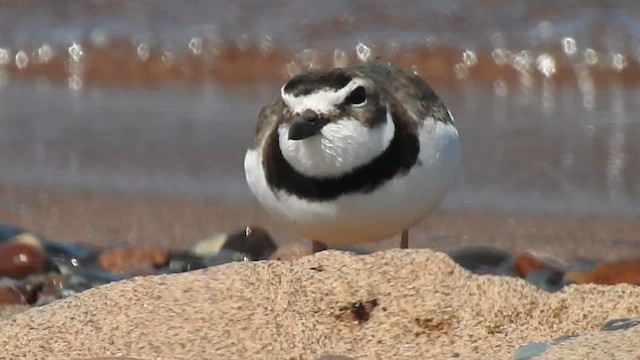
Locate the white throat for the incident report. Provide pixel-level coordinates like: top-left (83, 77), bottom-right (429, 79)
top-left (277, 108), bottom-right (396, 178)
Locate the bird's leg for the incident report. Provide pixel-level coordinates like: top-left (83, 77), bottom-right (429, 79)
top-left (312, 240), bottom-right (328, 253)
top-left (400, 229), bottom-right (409, 249)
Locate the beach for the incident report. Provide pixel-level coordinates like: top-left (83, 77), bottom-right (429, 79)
top-left (0, 1), bottom-right (638, 359)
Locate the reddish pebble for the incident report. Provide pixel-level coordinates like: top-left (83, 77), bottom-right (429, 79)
top-left (564, 258), bottom-right (640, 285)
top-left (98, 246), bottom-right (169, 274)
top-left (514, 252), bottom-right (564, 278)
top-left (0, 287), bottom-right (26, 305)
top-left (0, 233), bottom-right (46, 279)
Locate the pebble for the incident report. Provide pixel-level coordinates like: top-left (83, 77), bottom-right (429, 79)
top-left (166, 251), bottom-right (206, 273)
top-left (0, 233), bottom-right (47, 279)
top-left (493, 256), bottom-right (519, 277)
top-left (514, 252), bottom-right (564, 279)
top-left (98, 246), bottom-right (169, 274)
top-left (0, 224), bottom-right (26, 242)
top-left (600, 318), bottom-right (640, 331)
top-left (513, 334), bottom-right (580, 360)
top-left (564, 258), bottom-right (640, 285)
top-left (43, 239), bottom-right (98, 266)
top-left (2, 221), bottom-right (640, 312)
top-left (0, 287), bottom-right (26, 305)
top-left (202, 249), bottom-right (251, 267)
top-left (192, 226), bottom-right (276, 260)
top-left (224, 226), bottom-right (276, 260)
top-left (190, 233), bottom-right (227, 257)
top-left (524, 270), bottom-right (564, 293)
top-left (68, 269), bottom-right (125, 288)
top-left (446, 246), bottom-right (512, 274)
top-left (514, 319), bottom-right (640, 359)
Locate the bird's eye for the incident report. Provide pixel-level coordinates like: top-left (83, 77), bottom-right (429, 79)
top-left (345, 86), bottom-right (366, 106)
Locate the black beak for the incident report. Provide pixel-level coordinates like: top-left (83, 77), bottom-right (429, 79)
top-left (288, 110), bottom-right (328, 140)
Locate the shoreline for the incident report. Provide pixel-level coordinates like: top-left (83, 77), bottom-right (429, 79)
top-left (1, 184), bottom-right (639, 261)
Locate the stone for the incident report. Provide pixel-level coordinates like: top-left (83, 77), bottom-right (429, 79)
top-left (269, 243), bottom-right (313, 261)
top-left (0, 224), bottom-right (25, 242)
top-left (524, 270), bottom-right (564, 292)
top-left (202, 249), bottom-right (250, 267)
top-left (445, 246), bottom-right (512, 274)
top-left (513, 334), bottom-right (580, 360)
top-left (193, 226), bottom-right (276, 260)
top-left (600, 318), bottom-right (640, 331)
top-left (98, 246), bottom-right (169, 274)
top-left (190, 233), bottom-right (227, 257)
top-left (0, 287), bottom-right (26, 305)
top-left (514, 252), bottom-right (564, 279)
top-left (68, 269), bottom-right (126, 288)
top-left (513, 342), bottom-right (550, 360)
top-left (43, 239), bottom-right (99, 266)
top-left (564, 258), bottom-right (640, 285)
top-left (0, 233), bottom-right (46, 279)
top-left (166, 251), bottom-right (206, 273)
top-left (494, 256), bottom-right (519, 277)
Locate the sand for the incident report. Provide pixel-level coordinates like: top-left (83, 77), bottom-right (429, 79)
top-left (0, 249), bottom-right (639, 360)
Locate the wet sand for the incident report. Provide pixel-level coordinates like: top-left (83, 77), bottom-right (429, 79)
top-left (1, 184), bottom-right (639, 262)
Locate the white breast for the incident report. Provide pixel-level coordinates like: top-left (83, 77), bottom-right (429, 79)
top-left (244, 118), bottom-right (461, 246)
top-left (277, 111), bottom-right (395, 178)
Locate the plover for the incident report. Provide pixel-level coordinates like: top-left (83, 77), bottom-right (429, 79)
top-left (244, 64), bottom-right (461, 252)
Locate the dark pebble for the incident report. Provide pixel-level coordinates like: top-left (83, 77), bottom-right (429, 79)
top-left (42, 239), bottom-right (98, 265)
top-left (221, 226), bottom-right (277, 260)
top-left (513, 334), bottom-right (580, 360)
top-left (166, 251), bottom-right (206, 273)
top-left (600, 318), bottom-right (640, 331)
top-left (525, 270), bottom-right (565, 292)
top-left (513, 342), bottom-right (550, 360)
top-left (445, 246), bottom-right (512, 273)
top-left (0, 224), bottom-right (26, 242)
top-left (202, 249), bottom-right (251, 267)
top-left (68, 269), bottom-right (126, 288)
top-left (494, 256), bottom-right (519, 277)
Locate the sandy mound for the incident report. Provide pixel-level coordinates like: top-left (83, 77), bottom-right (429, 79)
top-left (0, 249), bottom-right (639, 360)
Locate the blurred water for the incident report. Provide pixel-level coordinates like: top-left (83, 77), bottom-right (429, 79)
top-left (0, 1), bottom-right (637, 218)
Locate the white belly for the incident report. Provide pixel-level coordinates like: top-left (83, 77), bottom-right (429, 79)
top-left (244, 121), bottom-right (461, 246)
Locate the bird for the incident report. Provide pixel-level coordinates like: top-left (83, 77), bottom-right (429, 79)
top-left (243, 63), bottom-right (461, 253)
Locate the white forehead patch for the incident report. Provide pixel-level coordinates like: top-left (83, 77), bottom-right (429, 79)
top-left (281, 79), bottom-right (366, 114)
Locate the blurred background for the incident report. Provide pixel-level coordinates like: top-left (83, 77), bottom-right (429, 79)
top-left (0, 0), bottom-right (638, 259)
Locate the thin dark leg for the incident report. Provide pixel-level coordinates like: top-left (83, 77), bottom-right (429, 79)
top-left (400, 229), bottom-right (409, 249)
top-left (312, 240), bottom-right (328, 253)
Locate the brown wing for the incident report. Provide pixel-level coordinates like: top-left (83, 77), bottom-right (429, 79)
top-left (347, 64), bottom-right (452, 127)
top-left (252, 96), bottom-right (287, 150)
